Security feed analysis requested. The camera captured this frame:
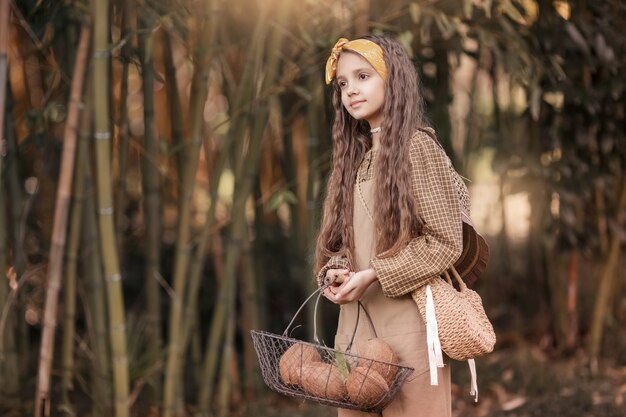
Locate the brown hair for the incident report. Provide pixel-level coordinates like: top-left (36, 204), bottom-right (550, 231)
top-left (315, 35), bottom-right (428, 272)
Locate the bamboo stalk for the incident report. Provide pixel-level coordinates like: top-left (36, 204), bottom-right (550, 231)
top-left (114, 0), bottom-right (135, 251)
top-left (83, 166), bottom-right (112, 417)
top-left (196, 48), bottom-right (258, 417)
top-left (198, 1), bottom-right (291, 411)
top-left (180, 142), bottom-right (227, 359)
top-left (0, 151), bottom-right (21, 404)
top-left (2, 88), bottom-right (27, 400)
top-left (217, 306), bottom-right (236, 417)
top-left (4, 87), bottom-right (26, 286)
top-left (34, 22), bottom-right (91, 417)
top-left (0, 18), bottom-right (21, 398)
top-left (73, 76), bottom-right (112, 417)
top-left (212, 121), bottom-right (271, 408)
top-left (215, 107), bottom-right (271, 416)
top-left (162, 1), bottom-right (215, 415)
top-left (239, 228), bottom-right (260, 399)
top-left (139, 10), bottom-right (162, 403)
top-left (589, 178), bottom-right (626, 368)
top-left (60, 69), bottom-right (94, 414)
top-left (161, 26), bottom-right (185, 172)
top-left (192, 232), bottom-right (224, 391)
top-left (305, 72), bottom-right (327, 336)
top-left (92, 0), bottom-right (130, 414)
top-left (565, 250), bottom-right (579, 350)
top-left (0, 0), bottom-right (10, 175)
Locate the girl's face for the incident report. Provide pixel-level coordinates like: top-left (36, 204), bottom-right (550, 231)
top-left (335, 51), bottom-right (386, 128)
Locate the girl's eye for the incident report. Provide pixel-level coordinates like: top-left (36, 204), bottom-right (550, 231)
top-left (338, 81), bottom-right (347, 88)
top-left (359, 73), bottom-right (369, 80)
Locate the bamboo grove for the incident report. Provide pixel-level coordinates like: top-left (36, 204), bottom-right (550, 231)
top-left (0, 0), bottom-right (625, 416)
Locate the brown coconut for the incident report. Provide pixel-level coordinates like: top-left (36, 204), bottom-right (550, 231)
top-left (300, 362), bottom-right (347, 401)
top-left (346, 366), bottom-right (389, 408)
top-left (279, 343), bottom-right (321, 386)
top-left (357, 338), bottom-right (399, 385)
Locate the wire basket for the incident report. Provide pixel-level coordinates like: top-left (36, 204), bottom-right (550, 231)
top-left (250, 285), bottom-right (414, 413)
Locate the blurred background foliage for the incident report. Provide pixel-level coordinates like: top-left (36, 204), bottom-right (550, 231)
top-left (0, 0), bottom-right (625, 416)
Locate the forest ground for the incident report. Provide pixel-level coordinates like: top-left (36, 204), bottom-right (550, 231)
top-left (242, 342), bottom-right (626, 417)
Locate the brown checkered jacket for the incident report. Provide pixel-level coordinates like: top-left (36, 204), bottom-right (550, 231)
top-left (316, 128), bottom-right (465, 297)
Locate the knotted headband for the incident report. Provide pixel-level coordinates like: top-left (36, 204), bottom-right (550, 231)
top-left (325, 38), bottom-right (387, 85)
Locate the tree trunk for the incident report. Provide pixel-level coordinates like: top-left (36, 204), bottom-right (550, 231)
top-left (34, 22), bottom-right (90, 417)
top-left (92, 0), bottom-right (130, 414)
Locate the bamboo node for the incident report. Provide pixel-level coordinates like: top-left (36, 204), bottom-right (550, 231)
top-left (94, 131), bottom-right (111, 140)
top-left (92, 50), bottom-right (110, 58)
top-left (106, 273), bottom-right (122, 282)
top-left (111, 324), bottom-right (127, 333)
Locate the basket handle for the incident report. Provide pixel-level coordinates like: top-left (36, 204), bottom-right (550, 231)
top-left (281, 284), bottom-right (328, 342)
top-left (345, 301), bottom-right (377, 354)
top-left (281, 284), bottom-right (379, 351)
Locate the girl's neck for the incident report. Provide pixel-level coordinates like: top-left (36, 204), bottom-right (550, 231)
top-left (371, 131), bottom-right (381, 151)
top-left (369, 122), bottom-right (382, 151)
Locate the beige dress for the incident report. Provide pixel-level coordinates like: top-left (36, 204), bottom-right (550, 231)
top-left (334, 149), bottom-right (451, 417)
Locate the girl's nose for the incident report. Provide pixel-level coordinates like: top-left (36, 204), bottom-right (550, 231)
top-left (347, 85), bottom-right (359, 95)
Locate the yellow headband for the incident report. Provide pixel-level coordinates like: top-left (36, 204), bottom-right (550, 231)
top-left (325, 38), bottom-right (387, 85)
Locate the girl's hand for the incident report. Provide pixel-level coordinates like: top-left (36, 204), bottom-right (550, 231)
top-left (324, 268), bottom-right (351, 285)
top-left (323, 269), bottom-right (351, 302)
top-left (329, 268), bottom-right (378, 305)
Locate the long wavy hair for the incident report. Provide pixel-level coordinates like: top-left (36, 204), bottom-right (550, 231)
top-left (315, 35), bottom-right (429, 272)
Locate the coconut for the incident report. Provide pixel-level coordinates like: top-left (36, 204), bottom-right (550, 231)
top-left (346, 366), bottom-right (389, 408)
top-left (357, 338), bottom-right (399, 385)
top-left (279, 342), bottom-right (321, 386)
top-left (300, 362), bottom-right (347, 401)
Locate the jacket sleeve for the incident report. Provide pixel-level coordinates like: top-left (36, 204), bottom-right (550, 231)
top-left (316, 255), bottom-right (351, 286)
top-left (370, 130), bottom-right (463, 297)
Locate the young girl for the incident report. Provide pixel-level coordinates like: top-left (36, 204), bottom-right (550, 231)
top-left (315, 35), bottom-right (465, 417)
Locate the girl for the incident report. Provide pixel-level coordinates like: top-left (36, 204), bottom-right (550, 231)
top-left (315, 35), bottom-right (465, 417)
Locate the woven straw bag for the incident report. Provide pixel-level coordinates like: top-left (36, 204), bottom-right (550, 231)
top-left (412, 266), bottom-right (495, 401)
top-left (412, 267), bottom-right (495, 360)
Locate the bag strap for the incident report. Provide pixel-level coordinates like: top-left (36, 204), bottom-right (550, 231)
top-left (443, 267), bottom-right (468, 292)
top-left (429, 272), bottom-right (479, 402)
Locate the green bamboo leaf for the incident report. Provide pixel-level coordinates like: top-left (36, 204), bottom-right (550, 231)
top-left (334, 352), bottom-right (350, 380)
top-left (267, 190), bottom-right (297, 212)
top-left (397, 31), bottom-right (414, 58)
